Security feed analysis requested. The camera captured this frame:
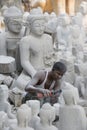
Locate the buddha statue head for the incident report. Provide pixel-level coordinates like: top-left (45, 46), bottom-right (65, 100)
top-left (27, 100), bottom-right (40, 116)
top-left (4, 6), bottom-right (23, 33)
top-left (40, 103), bottom-right (56, 125)
top-left (63, 90), bottom-right (77, 105)
top-left (17, 104), bottom-right (31, 127)
top-left (27, 8), bottom-right (46, 36)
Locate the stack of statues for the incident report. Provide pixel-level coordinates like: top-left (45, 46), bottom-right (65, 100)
top-left (0, 1), bottom-right (87, 130)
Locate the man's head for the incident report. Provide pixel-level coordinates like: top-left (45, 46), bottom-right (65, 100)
top-left (52, 62), bottom-right (67, 80)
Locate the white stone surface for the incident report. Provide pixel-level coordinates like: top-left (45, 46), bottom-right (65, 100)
top-left (59, 90), bottom-right (87, 130)
top-left (0, 55), bottom-right (16, 73)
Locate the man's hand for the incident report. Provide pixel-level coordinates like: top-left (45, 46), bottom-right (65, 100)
top-left (43, 89), bottom-right (51, 97)
top-left (37, 89), bottom-right (51, 98)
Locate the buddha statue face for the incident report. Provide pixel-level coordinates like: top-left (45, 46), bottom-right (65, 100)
top-left (30, 19), bottom-right (45, 36)
top-left (7, 18), bottom-right (22, 33)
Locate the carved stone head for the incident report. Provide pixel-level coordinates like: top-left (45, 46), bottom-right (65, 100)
top-left (27, 9), bottom-right (45, 35)
top-left (4, 6), bottom-right (22, 33)
top-left (17, 104), bottom-right (31, 127)
top-left (40, 103), bottom-right (56, 125)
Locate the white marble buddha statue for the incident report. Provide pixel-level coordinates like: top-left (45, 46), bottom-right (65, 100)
top-left (79, 1), bottom-right (87, 29)
top-left (0, 85), bottom-right (15, 119)
top-left (26, 100), bottom-right (40, 129)
top-left (15, 9), bottom-right (56, 90)
top-left (56, 13), bottom-right (71, 49)
top-left (10, 104), bottom-right (34, 130)
top-left (59, 90), bottom-right (87, 130)
top-left (1, 5), bottom-right (25, 72)
top-left (56, 13), bottom-right (71, 60)
top-left (36, 103), bottom-right (58, 130)
top-left (0, 111), bottom-right (8, 130)
top-left (68, 24), bottom-right (84, 62)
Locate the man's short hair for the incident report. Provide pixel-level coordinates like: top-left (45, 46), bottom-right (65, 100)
top-left (52, 62), bottom-right (67, 74)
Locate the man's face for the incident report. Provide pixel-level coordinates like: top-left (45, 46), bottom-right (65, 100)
top-left (31, 19), bottom-right (45, 36)
top-left (8, 18), bottom-right (22, 33)
top-left (52, 70), bottom-right (64, 80)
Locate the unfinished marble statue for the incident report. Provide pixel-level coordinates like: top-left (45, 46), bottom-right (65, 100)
top-left (45, 12), bottom-right (58, 34)
top-left (61, 76), bottom-right (87, 111)
top-left (79, 1), bottom-right (87, 30)
top-left (0, 111), bottom-right (8, 130)
top-left (26, 100), bottom-right (40, 129)
top-left (71, 12), bottom-right (86, 43)
top-left (59, 90), bottom-right (87, 130)
top-left (60, 58), bottom-right (75, 85)
top-left (68, 24), bottom-right (84, 62)
top-left (1, 85), bottom-right (8, 102)
top-left (74, 63), bottom-right (85, 98)
top-left (10, 104), bottom-right (34, 130)
top-left (0, 85), bottom-right (16, 119)
top-left (56, 13), bottom-right (71, 60)
top-left (15, 9), bottom-right (56, 90)
top-left (44, 12), bottom-right (50, 22)
top-left (60, 81), bottom-right (80, 104)
top-left (1, 6), bottom-right (25, 72)
top-left (74, 61), bottom-right (87, 100)
top-left (35, 103), bottom-right (58, 130)
top-left (56, 13), bottom-right (70, 46)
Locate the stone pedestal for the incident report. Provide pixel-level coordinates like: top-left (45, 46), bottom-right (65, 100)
top-left (0, 55), bottom-right (16, 73)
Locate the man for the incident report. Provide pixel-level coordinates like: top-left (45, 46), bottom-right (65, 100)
top-left (23, 61), bottom-right (67, 105)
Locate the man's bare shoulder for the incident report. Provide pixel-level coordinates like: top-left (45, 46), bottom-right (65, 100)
top-left (34, 70), bottom-right (46, 80)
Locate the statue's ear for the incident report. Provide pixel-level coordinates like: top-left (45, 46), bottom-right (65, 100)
top-left (73, 96), bottom-right (77, 105)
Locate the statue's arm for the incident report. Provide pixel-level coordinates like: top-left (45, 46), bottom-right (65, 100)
top-left (19, 37), bottom-right (36, 77)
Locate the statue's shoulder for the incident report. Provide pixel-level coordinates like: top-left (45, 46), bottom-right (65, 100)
top-left (43, 33), bottom-right (52, 39)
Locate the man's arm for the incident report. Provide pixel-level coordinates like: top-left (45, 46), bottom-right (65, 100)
top-left (25, 71), bottom-right (44, 93)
